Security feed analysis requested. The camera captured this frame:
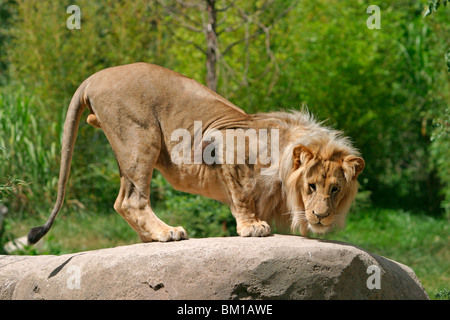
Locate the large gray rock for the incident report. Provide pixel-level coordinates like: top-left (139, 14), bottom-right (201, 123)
top-left (0, 235), bottom-right (428, 300)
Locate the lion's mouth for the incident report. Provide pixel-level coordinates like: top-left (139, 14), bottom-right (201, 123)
top-left (308, 222), bottom-right (331, 234)
top-left (305, 212), bottom-right (334, 234)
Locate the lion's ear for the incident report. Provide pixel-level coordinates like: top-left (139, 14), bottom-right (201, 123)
top-left (293, 145), bottom-right (314, 170)
top-left (342, 156), bottom-right (365, 181)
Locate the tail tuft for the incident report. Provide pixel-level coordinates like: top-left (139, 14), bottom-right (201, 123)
top-left (27, 225), bottom-right (50, 245)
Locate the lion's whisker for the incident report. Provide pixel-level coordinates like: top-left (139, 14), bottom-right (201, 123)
top-left (289, 214), bottom-right (307, 221)
top-left (282, 210), bottom-right (305, 216)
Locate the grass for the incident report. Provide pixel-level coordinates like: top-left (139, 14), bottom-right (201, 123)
top-left (0, 90), bottom-right (63, 214)
top-left (3, 204), bottom-right (449, 299)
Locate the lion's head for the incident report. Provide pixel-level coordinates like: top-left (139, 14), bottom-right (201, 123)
top-left (285, 142), bottom-right (365, 236)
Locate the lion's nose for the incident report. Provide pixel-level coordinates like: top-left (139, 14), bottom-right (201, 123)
top-left (312, 211), bottom-right (330, 219)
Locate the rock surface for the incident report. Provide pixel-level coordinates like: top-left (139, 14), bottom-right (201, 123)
top-left (0, 235), bottom-right (428, 300)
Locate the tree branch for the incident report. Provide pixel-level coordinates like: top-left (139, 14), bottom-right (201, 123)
top-left (165, 23), bottom-right (207, 55)
top-left (157, 0), bottom-right (203, 30)
top-left (221, 28), bottom-right (265, 56)
top-left (215, 0), bottom-right (237, 12)
top-left (175, 0), bottom-right (203, 9)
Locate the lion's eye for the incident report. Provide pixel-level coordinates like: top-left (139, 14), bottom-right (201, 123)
top-left (331, 186), bottom-right (340, 194)
top-left (309, 183), bottom-right (316, 192)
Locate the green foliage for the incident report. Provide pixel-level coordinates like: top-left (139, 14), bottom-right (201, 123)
top-left (446, 49), bottom-right (450, 72)
top-left (0, 90), bottom-right (58, 213)
top-left (429, 108), bottom-right (450, 215)
top-left (0, 144), bottom-right (28, 252)
top-left (5, 0), bottom-right (170, 117)
top-left (0, 0), bottom-right (15, 83)
top-left (434, 288), bottom-right (450, 300)
top-left (0, 176), bottom-right (27, 202)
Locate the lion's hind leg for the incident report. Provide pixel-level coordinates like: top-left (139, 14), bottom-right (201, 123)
top-left (110, 130), bottom-right (188, 242)
top-left (114, 175), bottom-right (188, 242)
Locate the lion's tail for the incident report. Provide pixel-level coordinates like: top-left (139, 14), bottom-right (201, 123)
top-left (27, 80), bottom-right (89, 245)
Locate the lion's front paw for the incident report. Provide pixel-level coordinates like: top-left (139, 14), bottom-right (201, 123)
top-left (154, 226), bottom-right (188, 242)
top-left (238, 220), bottom-right (271, 237)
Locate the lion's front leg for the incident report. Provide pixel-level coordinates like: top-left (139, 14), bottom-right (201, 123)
top-left (225, 170), bottom-right (271, 237)
top-left (230, 201), bottom-right (271, 238)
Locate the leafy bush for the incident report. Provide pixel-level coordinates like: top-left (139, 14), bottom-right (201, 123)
top-left (0, 90), bottom-right (57, 214)
top-left (0, 146), bottom-right (28, 252)
top-left (434, 288), bottom-right (450, 300)
top-left (429, 107), bottom-right (450, 216)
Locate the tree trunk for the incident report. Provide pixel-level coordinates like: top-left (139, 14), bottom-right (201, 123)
top-left (205, 0), bottom-right (218, 92)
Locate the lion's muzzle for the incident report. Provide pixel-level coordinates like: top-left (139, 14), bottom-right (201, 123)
top-left (305, 209), bottom-right (335, 234)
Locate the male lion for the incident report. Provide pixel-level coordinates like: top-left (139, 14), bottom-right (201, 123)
top-left (28, 63), bottom-right (364, 244)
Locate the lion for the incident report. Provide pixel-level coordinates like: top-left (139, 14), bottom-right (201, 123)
top-left (27, 63), bottom-right (364, 244)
